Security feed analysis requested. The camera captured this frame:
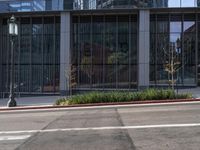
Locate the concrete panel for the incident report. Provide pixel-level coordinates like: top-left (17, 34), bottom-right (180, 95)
top-left (138, 10), bottom-right (150, 89)
top-left (144, 32), bottom-right (150, 62)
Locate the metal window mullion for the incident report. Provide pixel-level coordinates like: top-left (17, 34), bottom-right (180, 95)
top-left (6, 20), bottom-right (10, 93)
top-left (182, 14), bottom-right (184, 85)
top-left (90, 15), bottom-right (93, 89)
top-left (136, 13), bottom-right (138, 88)
top-left (17, 18), bottom-right (21, 94)
top-left (103, 15), bottom-right (105, 90)
top-left (70, 14), bottom-right (73, 92)
top-left (155, 14), bottom-right (158, 86)
top-left (77, 16), bottom-right (80, 87)
top-left (195, 13), bottom-right (198, 85)
top-left (128, 15), bottom-right (131, 89)
top-left (53, 16), bottom-right (56, 92)
top-left (116, 16), bottom-right (118, 89)
top-left (137, 12), bottom-right (139, 90)
top-left (29, 17), bottom-right (32, 93)
top-left (42, 17), bottom-right (44, 92)
top-left (168, 14), bottom-right (171, 86)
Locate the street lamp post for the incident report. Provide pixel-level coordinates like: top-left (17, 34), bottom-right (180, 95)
top-left (7, 15), bottom-right (18, 107)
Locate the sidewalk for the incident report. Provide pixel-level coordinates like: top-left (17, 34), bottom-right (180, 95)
top-left (178, 87), bottom-right (200, 98)
top-left (0, 96), bottom-right (62, 108)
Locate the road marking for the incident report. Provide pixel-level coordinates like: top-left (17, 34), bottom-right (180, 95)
top-left (0, 135), bottom-right (31, 141)
top-left (1, 123), bottom-right (200, 134)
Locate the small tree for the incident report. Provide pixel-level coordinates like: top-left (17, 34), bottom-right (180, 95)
top-left (163, 42), bottom-right (181, 90)
top-left (164, 59), bottom-right (181, 90)
top-left (65, 64), bottom-right (77, 96)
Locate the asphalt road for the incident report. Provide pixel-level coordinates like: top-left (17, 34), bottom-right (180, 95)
top-left (0, 102), bottom-right (200, 150)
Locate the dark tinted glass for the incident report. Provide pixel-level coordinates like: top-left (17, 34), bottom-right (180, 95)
top-left (72, 14), bottom-right (138, 89)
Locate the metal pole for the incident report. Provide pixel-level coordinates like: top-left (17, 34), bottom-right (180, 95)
top-left (7, 36), bottom-right (17, 107)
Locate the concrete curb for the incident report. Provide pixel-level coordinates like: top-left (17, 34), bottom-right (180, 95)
top-left (0, 98), bottom-right (200, 112)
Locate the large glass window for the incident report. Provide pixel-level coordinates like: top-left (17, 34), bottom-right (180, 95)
top-left (31, 17), bottom-right (43, 92)
top-left (72, 14), bottom-right (138, 90)
top-left (0, 19), bottom-right (9, 94)
top-left (79, 16), bottom-right (92, 88)
top-left (0, 15), bottom-right (60, 95)
top-left (150, 14), bottom-right (197, 86)
top-left (104, 16), bottom-right (117, 88)
top-left (20, 18), bottom-right (31, 92)
top-left (117, 16), bottom-right (129, 88)
top-left (92, 16), bottom-right (104, 88)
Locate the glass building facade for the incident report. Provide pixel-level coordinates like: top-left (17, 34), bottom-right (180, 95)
top-left (150, 14), bottom-right (197, 86)
top-left (72, 15), bottom-right (138, 90)
top-left (74, 0), bottom-right (200, 9)
top-left (0, 0), bottom-right (64, 12)
top-left (0, 0), bottom-right (200, 96)
top-left (0, 15), bottom-right (60, 95)
top-left (1, 0), bottom-right (200, 12)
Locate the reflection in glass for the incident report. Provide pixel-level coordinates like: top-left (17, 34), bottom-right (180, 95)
top-left (92, 16), bottom-right (104, 88)
top-left (182, 0), bottom-right (196, 7)
top-left (0, 16), bottom-right (60, 94)
top-left (168, 0), bottom-right (181, 7)
top-left (150, 14), bottom-right (197, 86)
top-left (72, 15), bottom-right (138, 90)
top-left (0, 0), bottom-right (200, 12)
top-left (183, 31), bottom-right (196, 84)
top-left (32, 65), bottom-right (42, 92)
top-left (183, 22), bottom-right (195, 32)
top-left (20, 65), bottom-right (30, 92)
top-left (0, 0), bottom-right (63, 12)
top-left (0, 20), bottom-right (9, 93)
top-left (117, 16), bottom-right (129, 88)
top-left (170, 22), bottom-right (181, 33)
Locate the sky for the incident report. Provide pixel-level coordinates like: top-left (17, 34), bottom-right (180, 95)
top-left (168, 0), bottom-right (196, 7)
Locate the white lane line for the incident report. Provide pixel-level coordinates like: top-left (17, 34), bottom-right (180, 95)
top-left (0, 135), bottom-right (31, 141)
top-left (1, 123), bottom-right (200, 134)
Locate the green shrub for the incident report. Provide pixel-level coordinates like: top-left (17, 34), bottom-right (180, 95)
top-left (55, 89), bottom-right (192, 106)
top-left (176, 93), bottom-right (192, 99)
top-left (55, 98), bottom-right (68, 106)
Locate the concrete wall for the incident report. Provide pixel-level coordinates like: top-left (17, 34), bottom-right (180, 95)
top-left (138, 10), bottom-right (150, 89)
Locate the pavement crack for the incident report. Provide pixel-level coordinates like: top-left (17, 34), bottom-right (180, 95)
top-left (15, 112), bottom-right (68, 150)
top-left (115, 108), bottom-right (137, 150)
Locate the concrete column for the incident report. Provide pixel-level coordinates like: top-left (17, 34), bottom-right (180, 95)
top-left (138, 10), bottom-right (150, 89)
top-left (60, 12), bottom-right (70, 95)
